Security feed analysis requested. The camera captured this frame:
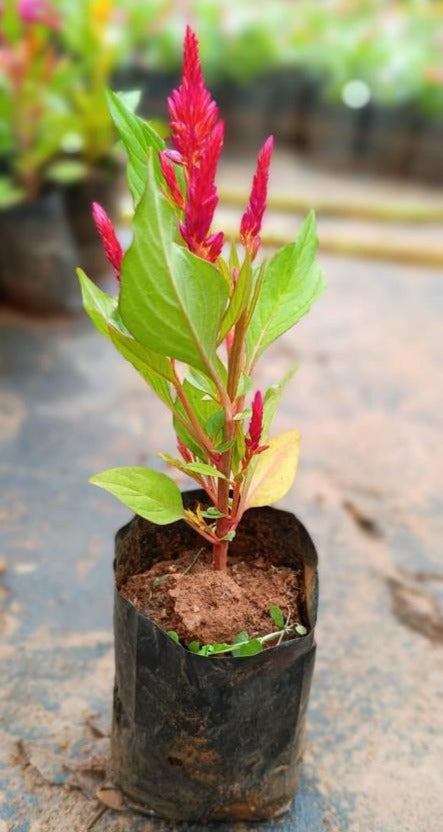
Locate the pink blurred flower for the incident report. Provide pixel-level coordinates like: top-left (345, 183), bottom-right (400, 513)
top-left (19, 0), bottom-right (60, 28)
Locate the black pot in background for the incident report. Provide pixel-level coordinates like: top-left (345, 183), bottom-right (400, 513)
top-left (354, 102), bottom-right (421, 178)
top-left (217, 77), bottom-right (271, 151)
top-left (132, 68), bottom-right (181, 121)
top-left (63, 164), bottom-right (121, 279)
top-left (112, 489), bottom-right (319, 822)
top-left (0, 189), bottom-right (79, 314)
top-left (306, 97), bottom-right (360, 170)
top-left (410, 117), bottom-right (443, 185)
top-left (265, 70), bottom-right (320, 150)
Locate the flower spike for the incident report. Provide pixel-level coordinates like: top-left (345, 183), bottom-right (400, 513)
top-left (244, 391), bottom-right (269, 465)
top-left (161, 26), bottom-right (224, 262)
top-left (167, 25), bottom-right (219, 168)
top-left (92, 202), bottom-right (123, 281)
top-left (240, 136), bottom-right (274, 260)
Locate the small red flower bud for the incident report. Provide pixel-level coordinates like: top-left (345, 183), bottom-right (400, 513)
top-left (245, 391), bottom-right (266, 458)
top-left (91, 202), bottom-right (123, 281)
top-left (177, 438), bottom-right (193, 464)
top-left (240, 136), bottom-right (274, 260)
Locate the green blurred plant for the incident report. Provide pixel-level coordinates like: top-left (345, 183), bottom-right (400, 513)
top-left (0, 1), bottom-right (75, 204)
top-left (52, 0), bottom-right (129, 176)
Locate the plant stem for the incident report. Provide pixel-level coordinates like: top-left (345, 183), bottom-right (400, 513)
top-left (170, 360), bottom-right (217, 460)
top-left (213, 309), bottom-right (249, 570)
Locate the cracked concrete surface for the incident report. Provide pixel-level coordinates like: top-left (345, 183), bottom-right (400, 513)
top-left (1, 245), bottom-right (443, 830)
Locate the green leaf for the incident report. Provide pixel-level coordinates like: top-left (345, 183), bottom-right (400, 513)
top-left (186, 369), bottom-right (218, 399)
top-left (173, 379), bottom-right (223, 462)
top-left (237, 638), bottom-right (262, 656)
top-left (199, 642), bottom-right (231, 656)
top-left (295, 624), bottom-right (308, 636)
top-left (77, 270), bottom-right (175, 409)
top-left (233, 631), bottom-right (249, 643)
top-left (90, 466), bottom-right (184, 525)
top-left (205, 410), bottom-right (225, 440)
top-left (232, 631), bottom-right (250, 656)
top-left (229, 241), bottom-right (240, 271)
top-left (201, 507), bottom-right (227, 519)
top-left (269, 605), bottom-right (285, 628)
top-left (222, 530), bottom-right (236, 542)
top-left (262, 363), bottom-right (299, 439)
top-left (116, 89), bottom-right (142, 111)
top-left (188, 640), bottom-right (200, 653)
top-left (167, 630), bottom-right (180, 643)
top-left (237, 372), bottom-right (253, 397)
top-left (210, 643), bottom-right (232, 654)
top-left (245, 430), bottom-right (301, 509)
top-left (183, 461), bottom-right (226, 479)
top-left (215, 439), bottom-right (235, 453)
top-left (107, 90), bottom-right (165, 206)
top-left (77, 269), bottom-right (117, 338)
top-left (247, 212), bottom-right (325, 367)
top-left (182, 379), bottom-right (222, 429)
top-left (119, 152), bottom-right (229, 376)
top-left (108, 325), bottom-right (174, 408)
top-left (232, 427), bottom-right (246, 473)
top-left (233, 408), bottom-right (252, 421)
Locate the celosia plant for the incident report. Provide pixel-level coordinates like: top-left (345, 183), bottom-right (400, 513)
top-left (79, 26), bottom-right (325, 571)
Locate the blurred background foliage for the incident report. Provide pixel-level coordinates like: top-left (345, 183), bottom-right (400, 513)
top-left (0, 0), bottom-right (442, 207)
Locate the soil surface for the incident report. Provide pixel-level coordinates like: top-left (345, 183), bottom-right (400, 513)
top-left (120, 548), bottom-right (301, 645)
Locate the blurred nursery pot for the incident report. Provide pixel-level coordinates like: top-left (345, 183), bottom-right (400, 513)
top-left (63, 163), bottom-right (121, 279)
top-left (0, 190), bottom-right (80, 314)
top-left (112, 491), bottom-right (318, 822)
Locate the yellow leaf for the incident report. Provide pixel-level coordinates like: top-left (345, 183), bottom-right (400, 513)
top-left (246, 430), bottom-right (301, 509)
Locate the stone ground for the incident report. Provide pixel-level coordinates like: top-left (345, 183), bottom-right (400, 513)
top-left (1, 155), bottom-right (443, 831)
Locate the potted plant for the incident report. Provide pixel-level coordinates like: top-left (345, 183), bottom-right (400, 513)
top-left (0, 0), bottom-right (80, 312)
top-left (79, 26), bottom-right (325, 822)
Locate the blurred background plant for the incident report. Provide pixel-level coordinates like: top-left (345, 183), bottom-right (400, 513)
top-left (0, 0), bottom-right (72, 205)
top-left (1, 0), bottom-right (442, 204)
top-left (0, 0), bottom-right (442, 313)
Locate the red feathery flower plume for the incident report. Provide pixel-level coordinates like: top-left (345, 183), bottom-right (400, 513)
top-left (180, 120), bottom-right (224, 261)
top-left (240, 136), bottom-right (274, 260)
top-left (244, 391), bottom-right (269, 464)
top-left (161, 26), bottom-right (224, 262)
top-left (168, 26), bottom-right (219, 168)
top-left (92, 202), bottom-right (123, 281)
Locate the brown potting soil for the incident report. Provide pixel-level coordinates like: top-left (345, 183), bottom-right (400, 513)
top-left (120, 548), bottom-right (302, 646)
